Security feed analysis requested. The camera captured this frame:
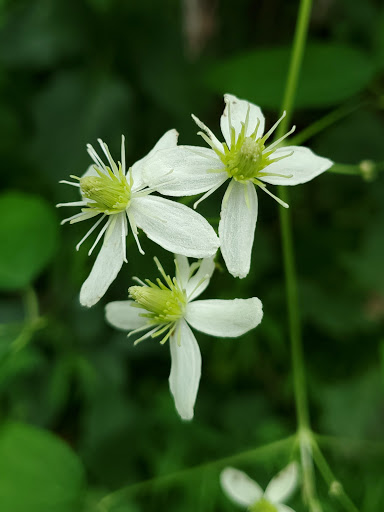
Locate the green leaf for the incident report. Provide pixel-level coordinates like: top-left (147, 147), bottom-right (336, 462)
top-left (205, 42), bottom-right (376, 109)
top-left (0, 192), bottom-right (58, 290)
top-left (0, 421), bottom-right (85, 512)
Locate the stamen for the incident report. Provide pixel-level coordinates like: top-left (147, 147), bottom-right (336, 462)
top-left (87, 144), bottom-right (108, 174)
top-left (250, 117), bottom-right (261, 139)
top-left (193, 177), bottom-right (227, 209)
top-left (133, 325), bottom-right (164, 346)
top-left (261, 110), bottom-right (286, 143)
top-left (256, 181), bottom-right (289, 208)
top-left (56, 200), bottom-right (87, 208)
top-left (127, 211), bottom-right (145, 255)
top-left (121, 135), bottom-right (126, 175)
top-left (70, 210), bottom-right (100, 223)
top-left (196, 131), bottom-right (224, 159)
top-left (98, 139), bottom-right (118, 175)
top-left (132, 276), bottom-right (146, 286)
top-left (222, 179), bottom-right (235, 207)
top-left (264, 125), bottom-right (296, 153)
top-left (266, 151), bottom-right (294, 166)
top-left (60, 212), bottom-right (88, 225)
top-left (76, 214), bottom-right (106, 251)
top-left (88, 217), bottom-right (111, 255)
top-left (59, 180), bottom-right (81, 187)
top-left (192, 114), bottom-right (223, 152)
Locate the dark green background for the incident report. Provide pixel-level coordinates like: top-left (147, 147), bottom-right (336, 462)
top-left (0, 0), bottom-right (383, 510)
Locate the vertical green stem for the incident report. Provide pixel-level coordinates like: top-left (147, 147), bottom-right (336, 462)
top-left (274, 0), bottom-right (320, 509)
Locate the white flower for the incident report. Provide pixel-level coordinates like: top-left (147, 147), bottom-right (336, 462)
top-left (57, 130), bottom-right (220, 307)
top-left (220, 462), bottom-right (299, 512)
top-left (105, 255), bottom-right (263, 420)
top-left (143, 94), bottom-right (333, 279)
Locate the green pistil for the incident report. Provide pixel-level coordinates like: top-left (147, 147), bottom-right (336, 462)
top-left (129, 260), bottom-right (187, 344)
top-left (249, 498), bottom-right (278, 512)
top-left (80, 164), bottom-right (131, 215)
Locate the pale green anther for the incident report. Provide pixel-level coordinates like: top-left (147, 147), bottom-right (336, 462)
top-left (129, 278), bottom-right (187, 330)
top-left (218, 115), bottom-right (293, 184)
top-left (249, 498), bottom-right (278, 512)
top-left (80, 164), bottom-right (131, 214)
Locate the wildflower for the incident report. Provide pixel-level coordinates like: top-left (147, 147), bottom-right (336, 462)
top-left (220, 462), bottom-right (299, 512)
top-left (105, 255), bottom-right (263, 420)
top-left (143, 94), bottom-right (333, 278)
top-left (57, 131), bottom-right (220, 307)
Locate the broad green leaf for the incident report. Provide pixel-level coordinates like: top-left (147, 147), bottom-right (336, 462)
top-left (0, 421), bottom-right (85, 512)
top-left (205, 42), bottom-right (376, 109)
top-left (0, 192), bottom-right (58, 290)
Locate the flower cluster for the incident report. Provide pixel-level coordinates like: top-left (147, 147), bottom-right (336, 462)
top-left (58, 93), bottom-right (332, 420)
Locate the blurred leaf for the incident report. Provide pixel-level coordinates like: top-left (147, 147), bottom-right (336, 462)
top-left (0, 1), bottom-right (84, 69)
top-left (30, 70), bottom-right (133, 180)
top-left (0, 192), bottom-right (58, 290)
top-left (205, 42), bottom-right (376, 109)
top-left (0, 421), bottom-right (85, 512)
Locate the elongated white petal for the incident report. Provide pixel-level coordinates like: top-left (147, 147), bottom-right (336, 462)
top-left (105, 300), bottom-right (148, 331)
top-left (142, 146), bottom-right (225, 196)
top-left (131, 129), bottom-right (179, 190)
top-left (260, 146), bottom-right (333, 186)
top-left (130, 195), bottom-right (219, 258)
top-left (169, 319), bottom-right (201, 421)
top-left (276, 505), bottom-right (296, 512)
top-left (265, 462), bottom-right (299, 504)
top-left (185, 257), bottom-right (215, 301)
top-left (220, 94), bottom-right (265, 148)
top-left (186, 298), bottom-right (263, 337)
top-left (80, 214), bottom-right (126, 307)
top-left (220, 467), bottom-right (263, 507)
top-left (219, 180), bottom-right (257, 279)
top-left (175, 254), bottom-right (190, 289)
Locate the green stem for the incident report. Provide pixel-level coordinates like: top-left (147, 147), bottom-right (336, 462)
top-left (97, 436), bottom-right (294, 511)
top-left (311, 441), bottom-right (360, 512)
top-left (275, 0), bottom-right (321, 509)
top-left (11, 287), bottom-right (44, 353)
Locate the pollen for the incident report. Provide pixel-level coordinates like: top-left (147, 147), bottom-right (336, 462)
top-left (80, 164), bottom-right (131, 215)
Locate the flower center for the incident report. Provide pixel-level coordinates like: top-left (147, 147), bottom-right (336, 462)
top-left (80, 164), bottom-right (131, 215)
top-left (128, 258), bottom-right (187, 344)
top-left (249, 498), bottom-right (278, 512)
top-left (218, 111), bottom-right (294, 184)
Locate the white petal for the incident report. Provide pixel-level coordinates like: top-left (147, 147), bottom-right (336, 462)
top-left (175, 254), bottom-right (190, 289)
top-left (142, 146), bottom-right (225, 196)
top-left (130, 195), bottom-right (219, 258)
top-left (169, 319), bottom-right (201, 421)
top-left (219, 180), bottom-right (257, 279)
top-left (185, 298), bottom-right (263, 337)
top-left (260, 146), bottom-right (333, 186)
top-left (131, 129), bottom-right (179, 190)
top-left (80, 214), bottom-right (125, 307)
top-left (220, 467), bottom-right (263, 507)
top-left (220, 94), bottom-right (265, 148)
top-left (105, 300), bottom-right (148, 331)
top-left (265, 462), bottom-right (299, 504)
top-left (277, 505), bottom-right (296, 512)
top-left (185, 256), bottom-right (215, 301)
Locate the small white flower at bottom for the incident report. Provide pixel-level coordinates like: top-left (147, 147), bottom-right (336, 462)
top-left (220, 462), bottom-right (299, 512)
top-left (105, 255), bottom-right (263, 420)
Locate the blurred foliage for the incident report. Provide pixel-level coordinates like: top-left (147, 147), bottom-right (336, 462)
top-left (0, 0), bottom-right (383, 511)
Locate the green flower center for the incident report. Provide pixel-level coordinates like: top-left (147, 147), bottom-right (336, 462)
top-left (129, 258), bottom-right (187, 344)
top-left (80, 164), bottom-right (131, 215)
top-left (249, 498), bottom-right (278, 512)
top-left (218, 113), bottom-right (293, 184)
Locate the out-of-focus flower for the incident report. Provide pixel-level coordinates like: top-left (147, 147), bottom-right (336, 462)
top-left (220, 462), bottom-right (299, 512)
